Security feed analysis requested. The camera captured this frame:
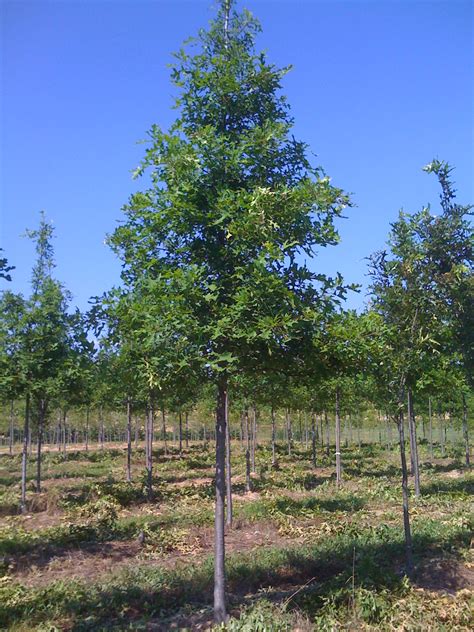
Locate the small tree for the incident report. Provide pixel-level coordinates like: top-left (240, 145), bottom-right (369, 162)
top-left (109, 1), bottom-right (350, 621)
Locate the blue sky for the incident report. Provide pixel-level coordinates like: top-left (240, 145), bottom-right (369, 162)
top-left (1, 0), bottom-right (472, 312)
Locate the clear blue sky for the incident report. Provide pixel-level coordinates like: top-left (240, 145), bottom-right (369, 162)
top-left (1, 0), bottom-right (472, 312)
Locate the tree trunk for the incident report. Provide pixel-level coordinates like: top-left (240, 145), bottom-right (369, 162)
top-left (85, 407), bottom-right (90, 452)
top-left (271, 406), bottom-right (276, 466)
top-left (62, 410), bottom-right (67, 453)
top-left (185, 412), bottom-right (189, 449)
top-left (99, 407), bottom-right (104, 451)
top-left (397, 411), bottom-right (413, 576)
top-left (145, 400), bottom-right (154, 499)
top-left (126, 399), bottom-right (132, 482)
top-left (9, 400), bottom-right (14, 455)
top-left (407, 389), bottom-right (420, 497)
top-left (21, 393), bottom-right (30, 512)
top-left (311, 411), bottom-right (316, 468)
top-left (428, 397), bottom-right (433, 460)
top-left (214, 376), bottom-right (227, 623)
top-left (438, 403), bottom-right (445, 457)
top-left (36, 400), bottom-right (46, 493)
top-left (56, 413), bottom-right (61, 452)
top-left (251, 406), bottom-right (257, 473)
top-left (245, 408), bottom-right (251, 492)
top-left (160, 407), bottom-right (167, 456)
top-left (462, 394), bottom-right (470, 467)
top-left (225, 398), bottom-right (232, 528)
top-left (286, 408), bottom-right (292, 457)
top-left (178, 411), bottom-right (183, 458)
top-left (325, 410), bottom-right (330, 457)
top-left (335, 388), bottom-right (342, 487)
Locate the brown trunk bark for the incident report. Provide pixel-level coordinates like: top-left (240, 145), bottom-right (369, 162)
top-left (462, 394), bottom-right (470, 467)
top-left (126, 399), bottom-right (132, 482)
top-left (397, 411), bottom-right (413, 576)
top-left (214, 376), bottom-right (227, 623)
top-left (21, 393), bottom-right (30, 512)
top-left (335, 388), bottom-right (342, 487)
top-left (271, 406), bottom-right (276, 466)
top-left (225, 397), bottom-right (232, 528)
top-left (407, 389), bottom-right (420, 497)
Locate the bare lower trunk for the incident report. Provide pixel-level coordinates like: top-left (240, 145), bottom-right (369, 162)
top-left (286, 408), bottom-right (292, 457)
top-left (311, 411), bottom-right (316, 468)
top-left (428, 398), bottom-right (433, 460)
top-left (397, 411), bottom-right (413, 576)
top-left (85, 407), bottom-right (90, 452)
top-left (245, 408), bottom-right (251, 492)
top-left (214, 376), bottom-right (227, 623)
top-left (335, 388), bottom-right (342, 487)
top-left (36, 400), bottom-right (46, 493)
top-left (251, 406), bottom-right (257, 473)
top-left (271, 406), bottom-right (276, 466)
top-left (462, 394), bottom-right (470, 467)
top-left (325, 411), bottom-right (330, 457)
top-left (225, 398), bottom-right (232, 528)
top-left (179, 412), bottom-right (183, 458)
top-left (126, 399), bottom-right (132, 482)
top-left (146, 400), bottom-right (154, 500)
top-left (161, 407), bottom-right (167, 456)
top-left (9, 400), bottom-right (14, 455)
top-left (185, 412), bottom-right (189, 449)
top-left (407, 389), bottom-right (420, 497)
top-left (99, 406), bottom-right (104, 451)
top-left (438, 404), bottom-right (445, 457)
top-left (21, 393), bottom-right (30, 512)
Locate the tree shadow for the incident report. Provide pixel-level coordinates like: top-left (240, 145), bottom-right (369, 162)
top-left (272, 495), bottom-right (365, 515)
top-left (421, 477), bottom-right (473, 496)
top-left (2, 518), bottom-right (469, 630)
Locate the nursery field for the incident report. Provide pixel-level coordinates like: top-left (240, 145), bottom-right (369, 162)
top-left (0, 439), bottom-right (472, 631)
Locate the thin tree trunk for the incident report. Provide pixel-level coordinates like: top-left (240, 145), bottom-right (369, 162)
top-left (428, 397), bottom-right (433, 460)
top-left (100, 407), bottom-right (104, 451)
top-left (325, 410), bottom-right (330, 457)
top-left (85, 407), bottom-right (90, 452)
top-left (9, 400), bottom-right (14, 455)
top-left (185, 411), bottom-right (189, 449)
top-left (225, 398), bottom-right (232, 528)
top-left (36, 400), bottom-right (45, 493)
top-left (438, 403), bottom-right (445, 457)
top-left (397, 411), bottom-right (413, 576)
top-left (335, 388), bottom-right (342, 487)
top-left (146, 400), bottom-right (154, 499)
top-left (407, 389), bottom-right (420, 497)
top-left (126, 398), bottom-right (132, 482)
top-left (57, 413), bottom-right (61, 452)
top-left (271, 406), bottom-right (276, 466)
top-left (62, 411), bottom-right (67, 453)
top-left (251, 406), bottom-right (257, 472)
top-left (311, 411), bottom-right (316, 468)
top-left (245, 408), bottom-right (251, 492)
top-left (214, 375), bottom-right (227, 623)
top-left (286, 408), bottom-right (292, 457)
top-left (462, 394), bottom-right (470, 467)
top-left (178, 411), bottom-right (183, 458)
top-left (161, 407), bottom-right (167, 456)
top-left (21, 393), bottom-right (30, 512)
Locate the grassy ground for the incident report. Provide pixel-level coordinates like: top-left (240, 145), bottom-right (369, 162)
top-left (0, 438), bottom-right (472, 630)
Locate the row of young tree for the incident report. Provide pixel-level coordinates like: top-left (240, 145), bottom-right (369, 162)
top-left (1, 1), bottom-right (472, 623)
